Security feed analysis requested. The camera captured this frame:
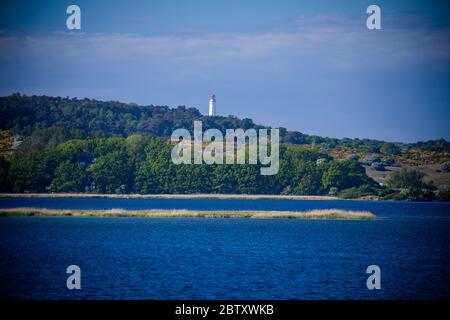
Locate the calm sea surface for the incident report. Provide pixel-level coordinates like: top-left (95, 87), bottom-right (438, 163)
top-left (0, 198), bottom-right (449, 299)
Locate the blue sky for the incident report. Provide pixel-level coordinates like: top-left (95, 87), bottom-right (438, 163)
top-left (0, 0), bottom-right (449, 142)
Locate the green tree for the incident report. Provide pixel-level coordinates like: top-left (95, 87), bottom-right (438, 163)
top-left (385, 169), bottom-right (438, 200)
top-left (134, 138), bottom-right (176, 193)
top-left (211, 165), bottom-right (239, 193)
top-left (322, 160), bottom-right (368, 191)
top-left (8, 151), bottom-right (56, 192)
top-left (381, 143), bottom-right (401, 156)
top-left (387, 169), bottom-right (426, 189)
top-left (126, 134), bottom-right (150, 163)
top-left (172, 164), bottom-right (212, 193)
top-left (294, 164), bottom-right (323, 195)
top-left (88, 151), bottom-right (132, 193)
top-left (134, 160), bottom-right (158, 193)
top-left (235, 165), bottom-right (259, 194)
top-left (50, 160), bottom-right (88, 192)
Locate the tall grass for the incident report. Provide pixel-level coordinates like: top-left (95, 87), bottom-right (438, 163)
top-left (0, 208), bottom-right (375, 219)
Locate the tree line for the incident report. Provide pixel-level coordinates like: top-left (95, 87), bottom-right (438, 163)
top-left (4, 93), bottom-right (449, 152)
top-left (0, 134), bottom-right (377, 195)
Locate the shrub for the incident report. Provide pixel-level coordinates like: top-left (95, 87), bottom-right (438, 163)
top-left (339, 184), bottom-right (378, 199)
top-left (381, 143), bottom-right (401, 156)
top-left (387, 169), bottom-right (426, 189)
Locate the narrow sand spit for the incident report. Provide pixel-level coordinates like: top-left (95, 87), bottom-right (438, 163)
top-left (0, 193), bottom-right (338, 200)
top-left (0, 208), bottom-right (375, 220)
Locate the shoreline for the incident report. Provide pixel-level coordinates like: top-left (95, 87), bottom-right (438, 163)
top-left (0, 193), bottom-right (338, 201)
top-left (0, 208), bottom-right (375, 220)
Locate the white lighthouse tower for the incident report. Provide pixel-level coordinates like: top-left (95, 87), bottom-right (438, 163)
top-left (209, 93), bottom-right (216, 116)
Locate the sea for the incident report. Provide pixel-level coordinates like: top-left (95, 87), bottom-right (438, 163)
top-left (0, 197), bottom-right (449, 299)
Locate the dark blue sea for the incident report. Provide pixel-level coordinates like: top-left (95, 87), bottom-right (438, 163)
top-left (0, 198), bottom-right (449, 299)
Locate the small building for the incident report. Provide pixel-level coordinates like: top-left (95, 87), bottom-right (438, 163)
top-left (209, 93), bottom-right (216, 116)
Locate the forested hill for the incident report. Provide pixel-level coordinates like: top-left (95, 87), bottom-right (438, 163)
top-left (1, 93), bottom-right (450, 153)
top-left (0, 93), bottom-right (261, 139)
top-left (0, 94), bottom-right (449, 200)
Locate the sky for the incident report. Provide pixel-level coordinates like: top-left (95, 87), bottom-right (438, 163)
top-left (0, 0), bottom-right (449, 142)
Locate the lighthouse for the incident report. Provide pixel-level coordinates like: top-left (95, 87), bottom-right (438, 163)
top-left (209, 93), bottom-right (216, 116)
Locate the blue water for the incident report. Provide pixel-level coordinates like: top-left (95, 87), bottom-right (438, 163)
top-left (0, 198), bottom-right (449, 299)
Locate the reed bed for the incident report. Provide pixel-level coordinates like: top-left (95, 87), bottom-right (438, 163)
top-left (0, 208), bottom-right (375, 220)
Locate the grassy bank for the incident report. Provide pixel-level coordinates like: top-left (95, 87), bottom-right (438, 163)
top-left (0, 208), bottom-right (375, 220)
top-left (0, 193), bottom-right (338, 200)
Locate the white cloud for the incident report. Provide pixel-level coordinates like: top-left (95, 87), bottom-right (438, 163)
top-left (0, 14), bottom-right (448, 74)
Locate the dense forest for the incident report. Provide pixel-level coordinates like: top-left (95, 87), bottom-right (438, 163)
top-left (3, 93), bottom-right (450, 151)
top-left (0, 94), bottom-right (449, 200)
top-left (0, 134), bottom-right (378, 195)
